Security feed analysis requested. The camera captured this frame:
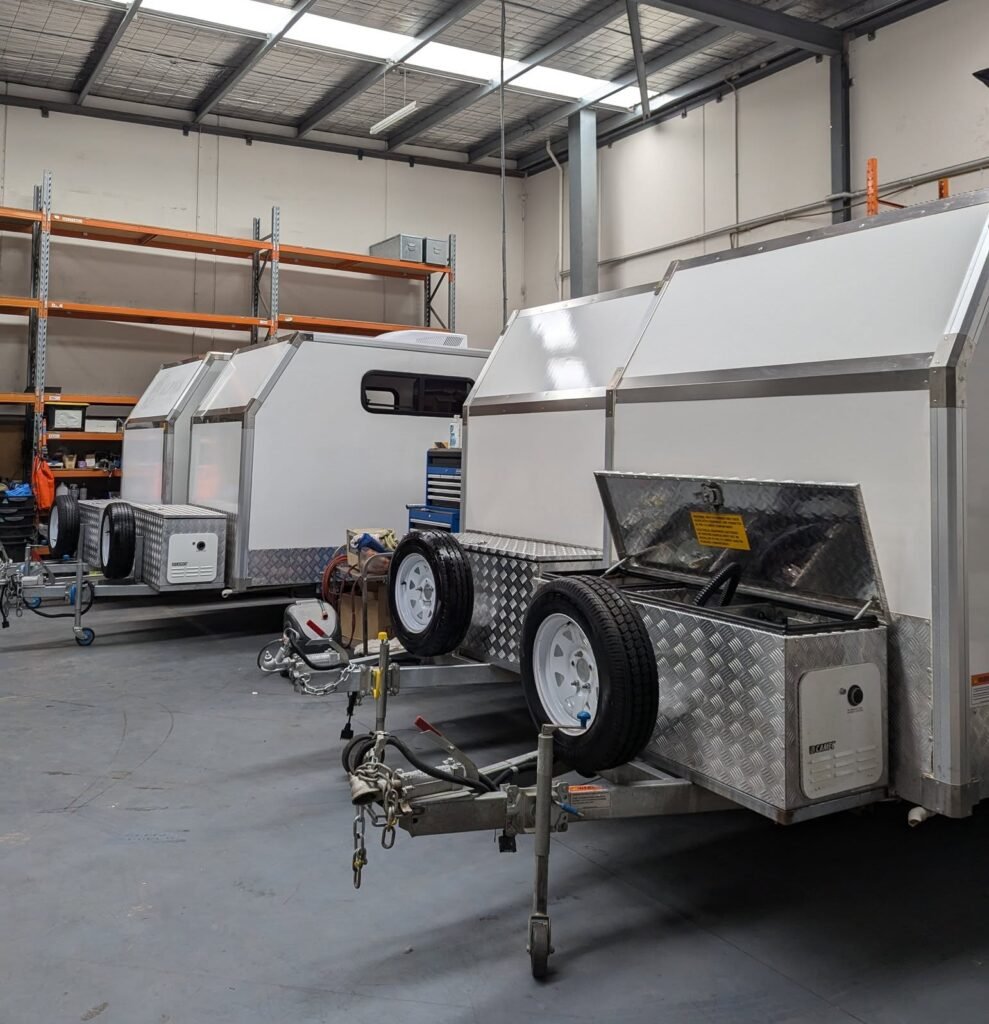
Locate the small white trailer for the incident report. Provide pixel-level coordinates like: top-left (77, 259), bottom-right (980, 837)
top-left (345, 191), bottom-right (989, 975)
top-left (121, 352), bottom-right (231, 505)
top-left (187, 329), bottom-right (487, 591)
top-left (11, 329), bottom-right (487, 643)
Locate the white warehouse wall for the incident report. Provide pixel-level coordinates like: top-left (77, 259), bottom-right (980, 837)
top-left (0, 105), bottom-right (524, 397)
top-left (523, 0), bottom-right (989, 307)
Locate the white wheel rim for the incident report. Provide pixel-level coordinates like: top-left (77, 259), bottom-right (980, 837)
top-left (101, 514), bottom-right (112, 565)
top-left (395, 553), bottom-right (436, 634)
top-left (49, 506), bottom-right (59, 547)
top-left (532, 613), bottom-right (599, 735)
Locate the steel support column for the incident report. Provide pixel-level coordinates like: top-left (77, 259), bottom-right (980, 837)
top-left (830, 47), bottom-right (851, 224)
top-left (568, 110), bottom-right (598, 298)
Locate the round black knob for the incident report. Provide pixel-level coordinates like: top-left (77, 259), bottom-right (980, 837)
top-left (847, 684), bottom-right (864, 707)
top-left (196, 541), bottom-right (206, 551)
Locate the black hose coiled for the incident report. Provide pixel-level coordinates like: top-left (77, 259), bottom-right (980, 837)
top-left (384, 734), bottom-right (497, 795)
top-left (29, 579), bottom-right (95, 619)
top-left (694, 563), bottom-right (742, 608)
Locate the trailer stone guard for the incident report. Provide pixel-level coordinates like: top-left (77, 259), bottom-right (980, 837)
top-left (346, 192), bottom-right (989, 977)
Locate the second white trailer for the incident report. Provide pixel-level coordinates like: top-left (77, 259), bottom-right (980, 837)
top-left (188, 330), bottom-right (488, 590)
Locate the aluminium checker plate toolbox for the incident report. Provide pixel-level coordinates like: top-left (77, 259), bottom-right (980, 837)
top-left (457, 532), bottom-right (602, 672)
top-left (78, 500), bottom-right (226, 591)
top-left (580, 473), bottom-right (891, 823)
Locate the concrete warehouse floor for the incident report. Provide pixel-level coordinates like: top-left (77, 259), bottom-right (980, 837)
top-left (2, 598), bottom-right (989, 1024)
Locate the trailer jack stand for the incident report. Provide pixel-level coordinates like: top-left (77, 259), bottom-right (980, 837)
top-left (528, 725), bottom-right (557, 979)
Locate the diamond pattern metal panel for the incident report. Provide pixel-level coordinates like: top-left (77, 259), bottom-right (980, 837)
top-left (886, 613), bottom-right (932, 805)
top-left (132, 503), bottom-right (226, 591)
top-left (458, 532), bottom-right (600, 560)
top-left (639, 601), bottom-right (790, 807)
top-left (598, 474), bottom-right (887, 613)
top-left (247, 546), bottom-right (338, 588)
top-left (97, 17), bottom-right (256, 108)
top-left (460, 537), bottom-right (601, 669)
top-left (216, 43), bottom-right (361, 124)
top-left (78, 499), bottom-right (113, 567)
top-left (0, 0), bottom-right (112, 91)
top-left (636, 596), bottom-right (887, 815)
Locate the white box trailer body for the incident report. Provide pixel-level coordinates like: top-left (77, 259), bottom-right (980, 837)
top-left (464, 285), bottom-right (657, 550)
top-left (188, 330), bottom-right (488, 591)
top-left (459, 191), bottom-right (989, 818)
top-left (121, 352), bottom-right (231, 505)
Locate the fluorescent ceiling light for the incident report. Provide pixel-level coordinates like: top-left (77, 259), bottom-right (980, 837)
top-left (408, 42), bottom-right (526, 83)
top-left (287, 13), bottom-right (411, 60)
top-left (370, 100), bottom-right (418, 135)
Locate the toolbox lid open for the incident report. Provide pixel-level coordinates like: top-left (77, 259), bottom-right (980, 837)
top-left (595, 471), bottom-right (888, 618)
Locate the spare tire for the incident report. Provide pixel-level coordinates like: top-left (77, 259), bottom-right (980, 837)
top-left (49, 494), bottom-right (80, 559)
top-left (388, 530), bottom-right (473, 656)
top-left (99, 502), bottom-right (136, 580)
top-left (520, 576), bottom-right (658, 775)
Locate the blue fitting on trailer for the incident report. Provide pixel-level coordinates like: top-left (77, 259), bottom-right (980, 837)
top-left (577, 710), bottom-right (591, 730)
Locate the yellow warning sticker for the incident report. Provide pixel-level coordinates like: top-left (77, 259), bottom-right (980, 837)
top-left (690, 511), bottom-right (751, 551)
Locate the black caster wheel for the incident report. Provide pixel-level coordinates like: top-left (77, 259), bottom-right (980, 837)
top-left (75, 627), bottom-right (96, 647)
top-left (528, 916), bottom-right (552, 979)
top-left (341, 734), bottom-right (376, 774)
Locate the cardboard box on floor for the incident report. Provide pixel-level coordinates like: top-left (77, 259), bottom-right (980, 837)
top-left (338, 583), bottom-right (392, 647)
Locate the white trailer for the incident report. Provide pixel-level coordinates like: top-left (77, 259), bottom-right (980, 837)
top-left (187, 329), bottom-right (487, 591)
top-left (121, 352), bottom-right (231, 505)
top-left (353, 191), bottom-right (989, 974)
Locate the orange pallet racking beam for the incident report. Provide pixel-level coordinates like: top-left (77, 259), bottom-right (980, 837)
top-left (49, 213), bottom-right (269, 260)
top-left (46, 301), bottom-right (266, 332)
top-left (277, 313), bottom-right (445, 336)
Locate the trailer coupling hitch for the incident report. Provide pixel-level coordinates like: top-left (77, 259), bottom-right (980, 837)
top-left (349, 750), bottom-right (412, 889)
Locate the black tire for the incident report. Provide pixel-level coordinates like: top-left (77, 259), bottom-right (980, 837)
top-left (49, 495), bottom-right (80, 559)
top-left (341, 734), bottom-right (375, 774)
top-left (520, 576), bottom-right (658, 775)
top-left (388, 531), bottom-right (473, 657)
top-left (99, 502), bottom-right (136, 580)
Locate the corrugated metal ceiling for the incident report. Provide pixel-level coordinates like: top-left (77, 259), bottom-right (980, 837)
top-left (0, 0), bottom-right (932, 169)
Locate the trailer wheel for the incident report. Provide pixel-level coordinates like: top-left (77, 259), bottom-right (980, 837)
top-left (341, 734), bottom-right (375, 774)
top-left (49, 495), bottom-right (80, 559)
top-left (521, 576), bottom-right (658, 775)
top-left (99, 502), bottom-right (136, 580)
top-left (388, 531), bottom-right (473, 656)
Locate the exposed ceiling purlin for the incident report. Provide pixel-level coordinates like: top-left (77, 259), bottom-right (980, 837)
top-left (625, 0), bottom-right (651, 119)
top-left (515, 0), bottom-right (927, 173)
top-left (637, 0), bottom-right (841, 54)
top-left (384, 0), bottom-right (628, 151)
top-left (295, 0), bottom-right (488, 138)
top-left (193, 0), bottom-right (319, 124)
top-left (518, 42), bottom-right (799, 172)
top-left (468, 25), bottom-right (733, 163)
top-left (75, 0), bottom-right (145, 105)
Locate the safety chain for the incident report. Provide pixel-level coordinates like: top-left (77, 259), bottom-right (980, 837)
top-left (295, 661), bottom-right (355, 697)
top-left (349, 757), bottom-right (407, 887)
top-left (352, 806), bottom-right (368, 888)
